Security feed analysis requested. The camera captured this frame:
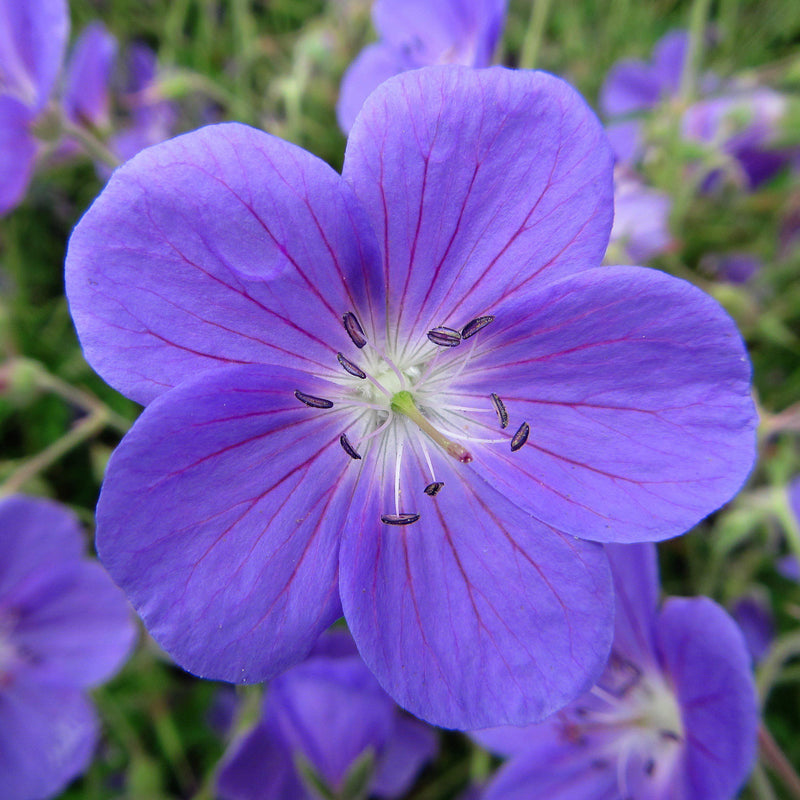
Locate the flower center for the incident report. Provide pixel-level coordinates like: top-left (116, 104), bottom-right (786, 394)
top-left (294, 311), bottom-right (530, 526)
top-left (563, 652), bottom-right (684, 794)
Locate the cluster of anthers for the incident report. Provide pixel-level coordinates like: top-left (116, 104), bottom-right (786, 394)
top-left (560, 653), bottom-right (685, 796)
top-left (293, 311), bottom-right (530, 526)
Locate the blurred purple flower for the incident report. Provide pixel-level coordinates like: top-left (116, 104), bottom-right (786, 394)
top-left (0, 495), bottom-right (136, 800)
top-left (474, 543), bottom-right (759, 800)
top-left (216, 631), bottom-right (436, 800)
top-left (61, 21), bottom-right (117, 131)
top-left (702, 252), bottom-right (762, 284)
top-left (337, 0), bottom-right (507, 132)
top-left (600, 30), bottom-right (688, 119)
top-left (731, 592), bottom-right (774, 663)
top-left (66, 66), bottom-right (755, 729)
top-left (682, 87), bottom-right (790, 189)
top-left (777, 555), bottom-right (800, 583)
top-left (600, 30), bottom-right (792, 186)
top-left (0, 0), bottom-right (69, 214)
top-left (608, 168), bottom-right (672, 263)
top-left (61, 23), bottom-right (175, 170)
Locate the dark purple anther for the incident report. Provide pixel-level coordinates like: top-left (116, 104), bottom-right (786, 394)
top-left (491, 392), bottom-right (508, 429)
top-left (510, 421), bottom-right (530, 452)
top-left (294, 390), bottom-right (334, 409)
top-left (380, 513), bottom-right (421, 525)
top-left (340, 433), bottom-right (362, 460)
top-left (461, 315), bottom-right (495, 339)
top-left (424, 481), bottom-right (444, 496)
top-left (427, 327), bottom-right (462, 347)
top-left (343, 312), bottom-right (367, 348)
top-left (337, 352), bottom-right (367, 379)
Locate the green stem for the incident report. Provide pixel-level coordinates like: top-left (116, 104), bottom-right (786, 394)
top-left (759, 724), bottom-right (800, 799)
top-left (519, 0), bottom-right (553, 70)
top-left (679, 0), bottom-right (713, 101)
top-left (60, 118), bottom-right (121, 170)
top-left (0, 409), bottom-right (109, 496)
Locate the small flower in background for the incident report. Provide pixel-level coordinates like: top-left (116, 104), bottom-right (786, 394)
top-left (0, 494), bottom-right (136, 800)
top-left (66, 65), bottom-right (756, 730)
top-left (731, 591), bottom-right (775, 663)
top-left (600, 29), bottom-right (793, 188)
top-left (701, 252), bottom-right (762, 284)
top-left (473, 543), bottom-right (759, 800)
top-left (336, 0), bottom-right (507, 132)
top-left (607, 168), bottom-right (673, 263)
top-left (216, 630), bottom-right (437, 800)
top-left (61, 22), bottom-right (176, 169)
top-left (0, 0), bottom-right (174, 215)
top-left (0, 0), bottom-right (70, 215)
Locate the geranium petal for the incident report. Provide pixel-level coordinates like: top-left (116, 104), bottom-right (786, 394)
top-left (96, 364), bottom-right (357, 683)
top-left (599, 60), bottom-right (662, 117)
top-left (0, 495), bottom-right (84, 598)
top-left (0, 0), bottom-right (69, 108)
top-left (0, 96), bottom-right (36, 216)
top-left (457, 265), bottom-right (756, 543)
top-left (61, 21), bottom-right (117, 129)
top-left (271, 654), bottom-right (395, 789)
top-left (652, 30), bottom-right (689, 96)
top-left (656, 597), bottom-right (758, 800)
top-left (605, 543), bottom-right (660, 666)
top-left (372, 0), bottom-right (506, 66)
top-left (337, 43), bottom-right (415, 135)
top-left (0, 672), bottom-right (98, 800)
top-left (216, 713), bottom-right (310, 800)
top-left (66, 122), bottom-right (383, 405)
top-left (12, 561), bottom-right (135, 688)
top-left (371, 715), bottom-right (437, 798)
top-left (343, 66), bottom-right (613, 345)
top-left (481, 739), bottom-right (619, 800)
top-left (339, 442), bottom-right (613, 730)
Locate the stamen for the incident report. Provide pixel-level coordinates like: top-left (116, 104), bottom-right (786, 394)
top-left (461, 315), bottom-right (495, 339)
top-left (660, 730), bottom-right (681, 742)
top-left (424, 481), bottom-right (444, 496)
top-left (342, 312), bottom-right (367, 348)
top-left (491, 392), bottom-right (508, 429)
top-left (380, 513), bottom-right (420, 526)
top-left (427, 326), bottom-right (462, 348)
top-left (510, 421), bottom-right (530, 452)
top-left (294, 390), bottom-right (334, 409)
top-left (336, 352), bottom-right (367, 379)
top-left (339, 433), bottom-right (362, 460)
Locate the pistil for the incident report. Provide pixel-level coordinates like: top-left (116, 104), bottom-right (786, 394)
top-left (390, 390), bottom-right (473, 463)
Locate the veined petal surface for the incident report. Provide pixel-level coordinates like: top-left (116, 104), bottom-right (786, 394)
top-left (343, 66), bottom-right (613, 346)
top-left (66, 123), bottom-right (384, 405)
top-left (96, 365), bottom-right (357, 682)
top-left (456, 266), bottom-right (756, 542)
top-left (339, 440), bottom-right (613, 729)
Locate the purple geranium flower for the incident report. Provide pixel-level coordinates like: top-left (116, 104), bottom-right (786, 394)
top-left (0, 0), bottom-right (69, 214)
top-left (337, 0), bottom-right (506, 132)
top-left (217, 630), bottom-right (436, 800)
top-left (66, 66), bottom-right (756, 729)
top-left (0, 495), bottom-right (136, 800)
top-left (731, 592), bottom-right (774, 663)
top-left (474, 543), bottom-right (759, 800)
